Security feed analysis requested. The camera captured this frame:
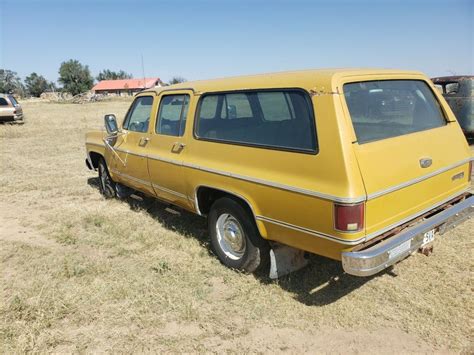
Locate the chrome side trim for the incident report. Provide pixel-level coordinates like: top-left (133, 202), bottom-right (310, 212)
top-left (152, 183), bottom-right (187, 199)
top-left (114, 148), bottom-right (147, 158)
top-left (367, 158), bottom-right (471, 200)
top-left (184, 162), bottom-right (364, 203)
top-left (109, 169), bottom-right (152, 187)
top-left (193, 185), bottom-right (266, 235)
top-left (148, 154), bottom-right (183, 166)
top-left (364, 187), bottom-right (471, 241)
top-left (256, 215), bottom-right (364, 245)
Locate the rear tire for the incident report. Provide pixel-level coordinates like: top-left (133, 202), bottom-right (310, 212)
top-left (208, 197), bottom-right (269, 273)
top-left (98, 158), bottom-right (116, 198)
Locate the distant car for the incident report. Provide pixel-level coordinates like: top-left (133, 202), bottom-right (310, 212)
top-left (431, 76), bottom-right (473, 140)
top-left (0, 94), bottom-right (23, 123)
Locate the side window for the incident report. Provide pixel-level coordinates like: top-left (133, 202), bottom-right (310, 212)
top-left (199, 95), bottom-right (218, 119)
top-left (223, 93), bottom-right (252, 119)
top-left (156, 94), bottom-right (190, 136)
top-left (0, 98), bottom-right (8, 106)
top-left (196, 90), bottom-right (317, 153)
top-left (445, 82), bottom-right (460, 95)
top-left (123, 96), bottom-right (154, 133)
top-left (258, 92), bottom-right (294, 121)
top-left (8, 96), bottom-right (18, 106)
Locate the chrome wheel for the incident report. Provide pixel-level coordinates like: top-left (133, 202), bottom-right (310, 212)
top-left (216, 213), bottom-right (246, 260)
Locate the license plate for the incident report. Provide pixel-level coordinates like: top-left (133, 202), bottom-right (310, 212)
top-left (422, 229), bottom-right (435, 246)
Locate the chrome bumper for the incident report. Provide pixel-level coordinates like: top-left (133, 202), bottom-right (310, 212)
top-left (342, 195), bottom-right (474, 277)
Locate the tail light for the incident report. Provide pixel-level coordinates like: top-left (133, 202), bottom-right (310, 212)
top-left (334, 203), bottom-right (364, 232)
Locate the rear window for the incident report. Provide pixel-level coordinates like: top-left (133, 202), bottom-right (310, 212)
top-left (195, 90), bottom-right (317, 153)
top-left (8, 95), bottom-right (18, 106)
top-left (344, 80), bottom-right (447, 144)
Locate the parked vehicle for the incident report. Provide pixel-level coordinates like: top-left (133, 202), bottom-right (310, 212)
top-left (0, 94), bottom-right (23, 123)
top-left (431, 76), bottom-right (473, 141)
top-left (85, 69), bottom-right (473, 277)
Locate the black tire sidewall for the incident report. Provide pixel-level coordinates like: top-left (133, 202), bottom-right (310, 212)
top-left (98, 159), bottom-right (116, 198)
top-left (208, 197), bottom-right (265, 272)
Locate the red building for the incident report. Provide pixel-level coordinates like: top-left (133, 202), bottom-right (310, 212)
top-left (92, 78), bottom-right (162, 96)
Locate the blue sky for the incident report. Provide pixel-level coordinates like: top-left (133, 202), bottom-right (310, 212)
top-left (0, 0), bottom-right (472, 83)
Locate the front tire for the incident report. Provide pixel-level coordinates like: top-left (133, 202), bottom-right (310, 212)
top-left (208, 197), bottom-right (269, 273)
top-left (98, 158), bottom-right (116, 198)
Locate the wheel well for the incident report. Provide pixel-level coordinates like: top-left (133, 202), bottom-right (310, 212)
top-left (196, 186), bottom-right (256, 219)
top-left (89, 151), bottom-right (103, 169)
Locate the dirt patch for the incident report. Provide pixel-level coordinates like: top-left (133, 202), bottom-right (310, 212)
top-left (0, 202), bottom-right (57, 249)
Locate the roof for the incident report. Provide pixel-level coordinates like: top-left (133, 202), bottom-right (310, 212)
top-left (431, 75), bottom-right (473, 83)
top-left (92, 78), bottom-right (160, 91)
top-left (143, 68), bottom-right (424, 95)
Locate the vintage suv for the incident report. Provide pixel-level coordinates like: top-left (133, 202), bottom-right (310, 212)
top-left (85, 69), bottom-right (473, 277)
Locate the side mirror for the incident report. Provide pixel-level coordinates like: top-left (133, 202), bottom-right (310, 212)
top-left (104, 114), bottom-right (119, 135)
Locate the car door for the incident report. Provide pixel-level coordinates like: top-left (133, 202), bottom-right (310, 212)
top-left (109, 94), bottom-right (156, 196)
top-left (147, 91), bottom-right (193, 209)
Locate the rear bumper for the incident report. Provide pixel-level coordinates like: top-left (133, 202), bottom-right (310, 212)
top-left (342, 195), bottom-right (474, 276)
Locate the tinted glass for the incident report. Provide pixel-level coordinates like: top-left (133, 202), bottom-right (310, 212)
top-left (123, 96), bottom-right (154, 133)
top-left (258, 92), bottom-right (294, 121)
top-left (156, 94), bottom-right (190, 136)
top-left (0, 98), bottom-right (8, 106)
top-left (196, 90), bottom-right (317, 152)
top-left (344, 80), bottom-right (446, 144)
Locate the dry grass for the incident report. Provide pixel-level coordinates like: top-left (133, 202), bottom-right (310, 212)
top-left (0, 100), bottom-right (472, 353)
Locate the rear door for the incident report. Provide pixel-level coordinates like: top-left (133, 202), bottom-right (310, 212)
top-left (341, 78), bottom-right (471, 236)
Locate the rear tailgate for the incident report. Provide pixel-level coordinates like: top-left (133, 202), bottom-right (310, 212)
top-left (342, 78), bottom-right (471, 237)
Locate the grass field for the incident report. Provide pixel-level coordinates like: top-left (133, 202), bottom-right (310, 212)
top-left (0, 100), bottom-right (472, 353)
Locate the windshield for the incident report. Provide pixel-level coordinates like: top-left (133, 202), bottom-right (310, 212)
top-left (344, 80), bottom-right (447, 144)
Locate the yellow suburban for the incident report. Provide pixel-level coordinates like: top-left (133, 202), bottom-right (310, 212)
top-left (85, 69), bottom-right (473, 277)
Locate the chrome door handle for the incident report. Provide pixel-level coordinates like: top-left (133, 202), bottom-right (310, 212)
top-left (139, 137), bottom-right (150, 147)
top-left (172, 142), bottom-right (186, 152)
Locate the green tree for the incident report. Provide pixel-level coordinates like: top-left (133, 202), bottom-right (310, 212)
top-left (25, 72), bottom-right (51, 97)
top-left (168, 76), bottom-right (187, 85)
top-left (58, 59), bottom-right (94, 96)
top-left (0, 69), bottom-right (25, 96)
top-left (96, 69), bottom-right (132, 81)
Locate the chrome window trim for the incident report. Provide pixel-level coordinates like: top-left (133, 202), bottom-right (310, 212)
top-left (367, 158), bottom-right (472, 200)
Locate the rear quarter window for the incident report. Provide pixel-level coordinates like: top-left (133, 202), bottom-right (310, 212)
top-left (344, 80), bottom-right (447, 144)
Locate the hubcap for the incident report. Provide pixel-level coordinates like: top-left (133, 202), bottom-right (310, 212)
top-left (216, 213), bottom-right (246, 260)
